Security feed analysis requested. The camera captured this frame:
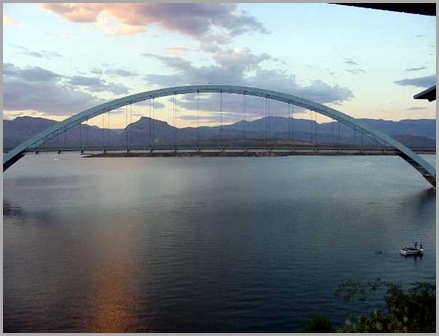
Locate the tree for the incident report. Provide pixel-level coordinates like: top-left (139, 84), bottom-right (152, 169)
top-left (335, 278), bottom-right (435, 333)
top-left (299, 314), bottom-right (335, 333)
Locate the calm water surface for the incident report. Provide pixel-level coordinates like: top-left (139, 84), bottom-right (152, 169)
top-left (3, 154), bottom-right (436, 332)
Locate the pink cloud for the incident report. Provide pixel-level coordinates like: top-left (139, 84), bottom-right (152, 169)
top-left (165, 46), bottom-right (191, 56)
top-left (41, 3), bottom-right (104, 23)
top-left (3, 15), bottom-right (17, 26)
top-left (40, 3), bottom-right (267, 41)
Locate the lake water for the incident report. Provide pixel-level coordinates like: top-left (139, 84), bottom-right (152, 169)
top-left (3, 154), bottom-right (436, 332)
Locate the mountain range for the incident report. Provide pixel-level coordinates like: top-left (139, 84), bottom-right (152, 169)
top-left (3, 116), bottom-right (436, 150)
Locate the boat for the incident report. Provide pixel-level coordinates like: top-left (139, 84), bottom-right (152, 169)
top-left (400, 243), bottom-right (424, 256)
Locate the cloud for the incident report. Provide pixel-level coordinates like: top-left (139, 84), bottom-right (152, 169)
top-left (344, 58), bottom-right (358, 66)
top-left (135, 100), bottom-right (166, 109)
top-left (16, 46), bottom-right (62, 59)
top-left (3, 63), bottom-right (99, 116)
top-left (3, 63), bottom-right (63, 81)
top-left (3, 64), bottom-right (132, 116)
top-left (165, 46), bottom-right (191, 56)
top-left (344, 58), bottom-right (365, 75)
top-left (41, 3), bottom-right (102, 23)
top-left (91, 68), bottom-right (103, 75)
top-left (346, 68), bottom-right (366, 74)
top-left (394, 74), bottom-right (436, 88)
top-left (179, 113), bottom-right (237, 124)
top-left (142, 48), bottom-right (354, 117)
top-left (105, 68), bottom-right (138, 77)
top-left (68, 75), bottom-right (130, 95)
top-left (406, 107), bottom-right (426, 111)
top-left (68, 75), bottom-right (102, 86)
top-left (3, 15), bottom-right (17, 26)
top-left (48, 32), bottom-right (75, 39)
top-left (41, 3), bottom-right (267, 44)
top-left (113, 23), bottom-right (144, 35)
top-left (404, 66), bottom-right (426, 72)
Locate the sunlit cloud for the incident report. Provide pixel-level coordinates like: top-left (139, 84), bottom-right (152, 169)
top-left (48, 32), bottom-right (76, 39)
top-left (40, 3), bottom-right (267, 46)
top-left (3, 15), bottom-right (17, 26)
top-left (165, 46), bottom-right (191, 56)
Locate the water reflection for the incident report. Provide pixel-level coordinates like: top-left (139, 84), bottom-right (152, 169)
top-left (3, 156), bottom-right (436, 332)
top-left (3, 201), bottom-right (24, 217)
top-left (82, 217), bottom-right (150, 332)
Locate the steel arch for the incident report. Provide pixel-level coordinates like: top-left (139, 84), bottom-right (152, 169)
top-left (3, 85), bottom-right (436, 187)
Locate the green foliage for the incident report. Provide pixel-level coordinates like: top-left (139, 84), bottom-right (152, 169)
top-left (300, 314), bottom-right (335, 333)
top-left (335, 279), bottom-right (436, 333)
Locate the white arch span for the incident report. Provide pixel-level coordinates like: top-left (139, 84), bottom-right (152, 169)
top-left (3, 85), bottom-right (436, 187)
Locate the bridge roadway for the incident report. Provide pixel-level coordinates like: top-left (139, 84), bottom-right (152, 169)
top-left (3, 85), bottom-right (436, 187)
top-left (15, 146), bottom-right (435, 157)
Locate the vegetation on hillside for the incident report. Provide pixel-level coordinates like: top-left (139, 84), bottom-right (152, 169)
top-left (300, 278), bottom-right (436, 333)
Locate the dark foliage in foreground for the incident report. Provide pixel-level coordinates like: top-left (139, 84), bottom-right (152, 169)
top-left (299, 314), bottom-right (335, 333)
top-left (300, 279), bottom-right (435, 333)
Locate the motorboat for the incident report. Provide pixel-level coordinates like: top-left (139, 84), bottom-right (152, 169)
top-left (400, 243), bottom-right (423, 256)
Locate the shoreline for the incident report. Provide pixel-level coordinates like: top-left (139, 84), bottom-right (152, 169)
top-left (82, 150), bottom-right (435, 158)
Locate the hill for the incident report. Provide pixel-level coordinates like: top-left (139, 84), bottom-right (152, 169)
top-left (3, 116), bottom-right (436, 150)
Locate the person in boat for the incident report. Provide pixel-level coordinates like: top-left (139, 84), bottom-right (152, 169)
top-left (420, 243), bottom-right (423, 249)
top-left (415, 242), bottom-right (418, 248)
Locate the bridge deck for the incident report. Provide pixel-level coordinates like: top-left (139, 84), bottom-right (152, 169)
top-left (13, 147), bottom-right (429, 156)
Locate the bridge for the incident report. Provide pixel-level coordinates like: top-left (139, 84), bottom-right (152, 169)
top-left (3, 85), bottom-right (436, 187)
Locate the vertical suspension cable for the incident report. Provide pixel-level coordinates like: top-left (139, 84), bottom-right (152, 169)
top-left (287, 103), bottom-right (290, 142)
top-left (80, 120), bottom-right (82, 151)
top-left (338, 120), bottom-right (341, 150)
top-left (361, 131), bottom-right (364, 150)
top-left (85, 118), bottom-right (88, 151)
top-left (354, 126), bottom-right (357, 148)
top-left (56, 128), bottom-right (60, 152)
top-left (64, 127), bottom-right (67, 149)
top-left (102, 113), bottom-right (105, 150)
top-left (265, 97), bottom-right (268, 140)
top-left (267, 97), bottom-right (271, 140)
top-left (175, 95), bottom-right (178, 147)
top-left (173, 93), bottom-right (176, 147)
top-left (107, 110), bottom-right (110, 149)
top-left (242, 93), bottom-right (246, 142)
top-left (152, 98), bottom-right (155, 149)
top-left (149, 98), bottom-right (153, 148)
top-left (130, 104), bottom-right (133, 150)
top-left (220, 91), bottom-right (223, 147)
top-left (314, 111), bottom-right (318, 147)
top-left (125, 104), bottom-right (128, 150)
top-left (291, 104), bottom-right (294, 144)
top-left (196, 91), bottom-right (200, 148)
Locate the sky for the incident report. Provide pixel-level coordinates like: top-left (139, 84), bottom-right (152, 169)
top-left (3, 3), bottom-right (437, 129)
